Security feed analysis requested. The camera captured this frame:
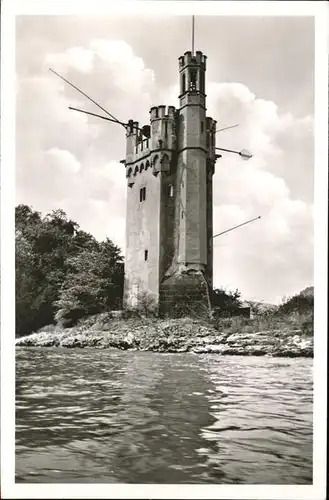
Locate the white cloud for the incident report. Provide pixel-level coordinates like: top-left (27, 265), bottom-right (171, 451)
top-left (45, 39), bottom-right (155, 96)
top-left (46, 46), bottom-right (95, 73)
top-left (45, 148), bottom-right (81, 174)
top-left (204, 81), bottom-right (313, 302)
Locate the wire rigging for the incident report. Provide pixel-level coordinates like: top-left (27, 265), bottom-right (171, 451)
top-left (215, 124), bottom-right (239, 133)
top-left (213, 216), bottom-right (261, 239)
top-left (49, 68), bottom-right (126, 129)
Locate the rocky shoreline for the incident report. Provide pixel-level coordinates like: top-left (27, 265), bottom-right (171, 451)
top-left (15, 315), bottom-right (313, 358)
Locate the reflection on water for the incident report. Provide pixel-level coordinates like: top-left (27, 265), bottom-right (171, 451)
top-left (16, 348), bottom-right (313, 484)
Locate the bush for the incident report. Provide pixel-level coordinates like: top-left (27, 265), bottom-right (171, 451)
top-left (212, 287), bottom-right (242, 310)
top-left (278, 293), bottom-right (314, 315)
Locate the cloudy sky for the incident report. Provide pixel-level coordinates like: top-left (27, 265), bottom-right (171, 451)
top-left (15, 13), bottom-right (315, 304)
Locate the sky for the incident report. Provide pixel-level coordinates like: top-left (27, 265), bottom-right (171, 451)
top-left (15, 14), bottom-right (315, 304)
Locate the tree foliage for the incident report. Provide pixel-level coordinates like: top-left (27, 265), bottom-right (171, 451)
top-left (15, 205), bottom-right (124, 336)
top-left (55, 239), bottom-right (123, 327)
top-left (278, 292), bottom-right (314, 315)
top-left (212, 287), bottom-right (242, 310)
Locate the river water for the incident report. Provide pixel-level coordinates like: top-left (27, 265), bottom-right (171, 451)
top-left (16, 348), bottom-right (313, 484)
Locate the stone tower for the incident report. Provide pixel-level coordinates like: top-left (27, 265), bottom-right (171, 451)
top-left (123, 50), bottom-right (217, 316)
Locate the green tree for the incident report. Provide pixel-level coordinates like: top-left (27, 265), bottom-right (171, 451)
top-left (16, 206), bottom-right (81, 334)
top-left (15, 205), bottom-right (124, 335)
top-left (16, 230), bottom-right (42, 336)
top-left (55, 238), bottom-right (124, 326)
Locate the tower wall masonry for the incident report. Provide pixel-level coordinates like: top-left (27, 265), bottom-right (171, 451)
top-left (123, 49), bottom-right (217, 316)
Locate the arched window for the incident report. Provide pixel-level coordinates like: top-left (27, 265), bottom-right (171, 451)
top-left (140, 163), bottom-right (144, 173)
top-left (127, 167), bottom-right (132, 177)
top-left (153, 155), bottom-right (159, 170)
top-left (189, 68), bottom-right (198, 91)
top-left (134, 166), bottom-right (139, 176)
top-left (145, 160), bottom-right (150, 170)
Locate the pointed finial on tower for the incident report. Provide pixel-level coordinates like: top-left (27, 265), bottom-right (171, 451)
top-left (192, 15), bottom-right (195, 55)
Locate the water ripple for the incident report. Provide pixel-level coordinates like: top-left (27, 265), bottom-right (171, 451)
top-left (16, 348), bottom-right (313, 484)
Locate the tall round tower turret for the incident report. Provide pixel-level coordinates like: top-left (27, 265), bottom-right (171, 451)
top-left (158, 48), bottom-right (214, 317)
top-left (175, 50), bottom-right (208, 271)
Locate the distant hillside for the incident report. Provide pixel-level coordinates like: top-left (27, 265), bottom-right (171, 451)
top-left (244, 285), bottom-right (314, 317)
top-left (242, 300), bottom-right (276, 313)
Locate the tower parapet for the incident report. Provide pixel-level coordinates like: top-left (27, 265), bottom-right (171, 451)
top-left (178, 51), bottom-right (207, 70)
top-left (124, 105), bottom-right (177, 185)
top-left (125, 119), bottom-right (136, 165)
top-left (150, 105), bottom-right (177, 153)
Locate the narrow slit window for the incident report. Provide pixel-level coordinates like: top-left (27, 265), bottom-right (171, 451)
top-left (168, 184), bottom-right (174, 197)
top-left (164, 120), bottom-right (168, 138)
top-left (182, 73), bottom-right (186, 93)
top-left (144, 249), bottom-right (148, 261)
top-left (200, 71), bottom-right (205, 93)
top-left (140, 187), bottom-right (146, 202)
top-left (201, 121), bottom-right (204, 133)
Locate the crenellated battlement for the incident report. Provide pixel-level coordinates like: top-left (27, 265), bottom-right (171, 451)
top-left (135, 137), bottom-right (150, 155)
top-left (126, 105), bottom-right (177, 167)
top-left (125, 105), bottom-right (178, 185)
top-left (150, 105), bottom-right (176, 120)
top-left (178, 50), bottom-right (207, 69)
top-left (206, 117), bottom-right (217, 133)
top-left (126, 119), bottom-right (140, 137)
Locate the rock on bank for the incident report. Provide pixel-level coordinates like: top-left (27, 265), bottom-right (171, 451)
top-left (15, 314), bottom-right (313, 358)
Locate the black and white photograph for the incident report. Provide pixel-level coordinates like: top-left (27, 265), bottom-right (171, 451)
top-left (1, 1), bottom-right (327, 499)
